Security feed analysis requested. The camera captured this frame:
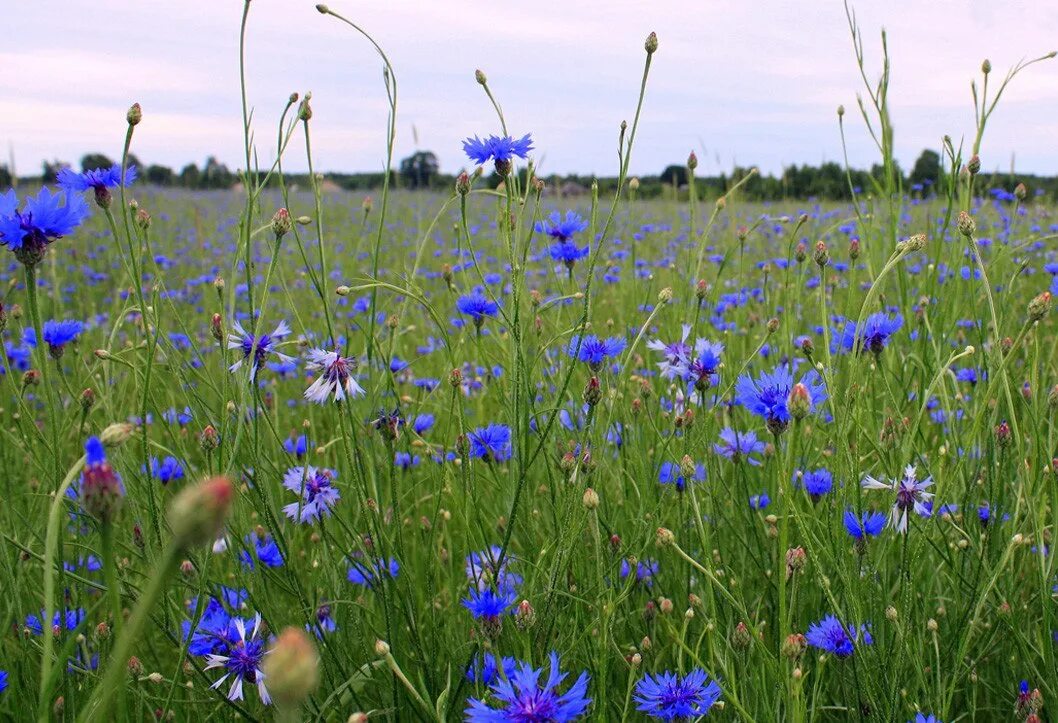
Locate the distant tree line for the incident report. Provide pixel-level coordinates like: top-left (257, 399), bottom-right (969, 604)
top-left (0, 148), bottom-right (1053, 201)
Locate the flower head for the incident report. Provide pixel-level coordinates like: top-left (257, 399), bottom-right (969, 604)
top-left (0, 187), bottom-right (90, 267)
top-left (800, 468), bottom-right (833, 501)
top-left (861, 464), bottom-right (934, 534)
top-left (469, 424), bottom-right (512, 462)
top-left (226, 320), bottom-right (293, 380)
top-left (457, 290), bottom-right (500, 329)
top-left (567, 334), bottom-right (625, 372)
top-left (282, 466), bottom-right (340, 524)
top-left (682, 339), bottom-right (724, 391)
top-left (734, 365), bottom-right (826, 435)
top-left (57, 164), bottom-right (136, 207)
top-left (303, 348), bottom-right (365, 404)
top-left (465, 652), bottom-right (591, 722)
top-left (806, 614), bottom-right (872, 658)
top-left (833, 312), bottom-right (903, 355)
top-left (537, 210), bottom-right (589, 242)
top-left (463, 133), bottom-right (534, 174)
top-left (713, 427), bottom-right (766, 465)
top-left (634, 669), bottom-right (722, 719)
top-left (79, 437), bottom-right (124, 524)
top-left (843, 509), bottom-right (887, 540)
top-left (204, 614), bottom-right (271, 704)
top-left (647, 324), bottom-right (693, 380)
top-left (42, 319), bottom-right (84, 358)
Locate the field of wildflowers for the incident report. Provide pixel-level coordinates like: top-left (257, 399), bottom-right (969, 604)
top-left (1, 3), bottom-right (1058, 721)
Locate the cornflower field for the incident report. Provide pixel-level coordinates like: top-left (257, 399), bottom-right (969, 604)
top-left (2, 3), bottom-right (1058, 722)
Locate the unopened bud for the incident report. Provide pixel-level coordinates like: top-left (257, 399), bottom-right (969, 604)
top-left (272, 208), bottom-right (292, 238)
top-left (1028, 291), bottom-right (1052, 322)
top-left (644, 31), bottom-right (658, 54)
top-left (126, 103), bottom-right (142, 126)
top-left (957, 211), bottom-right (976, 237)
top-left (262, 627), bottom-right (320, 708)
top-left (167, 476), bottom-right (235, 549)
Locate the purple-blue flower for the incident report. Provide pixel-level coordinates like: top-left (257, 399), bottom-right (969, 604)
top-left (843, 509), bottom-right (887, 539)
top-left (465, 652), bottom-right (591, 722)
top-left (282, 466), bottom-right (340, 523)
top-left (806, 614), bottom-right (871, 658)
top-left (0, 187), bottom-right (90, 266)
top-left (56, 164), bottom-right (137, 194)
top-left (457, 290), bottom-right (500, 328)
top-left (833, 312), bottom-right (903, 354)
top-left (469, 424), bottom-right (512, 462)
top-left (734, 365), bottom-right (827, 434)
top-left (203, 614), bottom-right (271, 704)
top-left (567, 334), bottom-right (626, 371)
top-left (713, 427), bottom-right (766, 465)
top-left (462, 133), bottom-right (534, 167)
top-left (861, 464), bottom-right (934, 534)
top-left (634, 669), bottom-right (722, 719)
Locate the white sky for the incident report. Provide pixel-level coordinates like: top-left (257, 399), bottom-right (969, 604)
top-left (4, 1), bottom-right (1058, 179)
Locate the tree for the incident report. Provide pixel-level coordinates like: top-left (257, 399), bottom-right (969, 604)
top-left (81, 153), bottom-right (114, 172)
top-left (146, 164), bottom-right (175, 186)
top-left (178, 163), bottom-right (201, 188)
top-left (0, 165), bottom-right (10, 188)
top-left (41, 160), bottom-right (67, 183)
top-left (660, 164), bottom-right (687, 187)
top-left (399, 151), bottom-right (440, 189)
top-left (201, 156), bottom-right (233, 189)
top-left (909, 149), bottom-right (941, 190)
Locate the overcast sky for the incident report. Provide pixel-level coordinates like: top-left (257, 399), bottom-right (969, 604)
top-left (4, 1), bottom-right (1058, 179)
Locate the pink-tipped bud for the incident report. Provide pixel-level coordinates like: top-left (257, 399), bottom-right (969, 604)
top-left (167, 476), bottom-right (234, 549)
top-left (262, 628), bottom-right (320, 708)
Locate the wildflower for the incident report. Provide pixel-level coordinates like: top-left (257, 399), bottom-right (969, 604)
top-left (466, 652), bottom-right (517, 685)
top-left (465, 652), bottom-right (591, 722)
top-left (713, 427), bottom-right (766, 465)
top-left (79, 436), bottom-right (124, 524)
top-left (0, 187), bottom-right (90, 267)
top-left (749, 493), bottom-right (771, 510)
top-left (462, 133), bottom-right (534, 175)
top-left (734, 365), bottom-right (827, 435)
top-left (912, 714), bottom-right (941, 723)
top-left (42, 319), bottom-right (84, 359)
top-left (681, 339), bottom-right (724, 391)
top-left (861, 464), bottom-right (934, 534)
top-left (227, 320), bottom-right (293, 380)
top-left (347, 557), bottom-right (399, 588)
top-left (204, 614), bottom-right (271, 704)
top-left (283, 435), bottom-right (310, 458)
top-left (805, 615), bottom-right (871, 658)
top-left (143, 455), bottom-right (183, 485)
top-left (634, 669), bottom-right (722, 719)
top-left (412, 413), bottom-right (435, 435)
top-left (620, 558), bottom-right (659, 587)
top-left (833, 313), bottom-right (903, 355)
top-left (456, 290), bottom-right (500, 329)
top-left (647, 324), bottom-right (693, 380)
top-left (373, 407), bottom-right (405, 441)
top-left (0, 670), bottom-right (6, 694)
top-left (567, 334), bottom-right (626, 372)
top-left (843, 509), bottom-right (886, 539)
top-left (468, 424), bottom-right (512, 462)
top-left (303, 348), bottom-right (365, 403)
top-left (56, 164), bottom-right (137, 208)
top-left (800, 468), bottom-right (833, 501)
top-left (658, 461), bottom-right (706, 491)
top-left (462, 586), bottom-right (516, 621)
top-left (466, 546), bottom-right (522, 592)
top-left (239, 533), bottom-right (284, 569)
top-left (281, 466), bottom-right (339, 524)
top-left (537, 210), bottom-right (589, 242)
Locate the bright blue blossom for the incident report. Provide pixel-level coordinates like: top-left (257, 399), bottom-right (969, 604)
top-left (56, 164), bottom-right (137, 193)
top-left (843, 509), bottom-right (887, 539)
top-left (465, 652), bottom-right (591, 722)
top-left (347, 557), bottom-right (399, 588)
top-left (0, 187), bottom-right (90, 265)
top-left (462, 586), bottom-right (516, 620)
top-left (713, 427), bottom-right (766, 465)
top-left (634, 669), bottom-right (722, 719)
top-left (469, 424), bottom-right (512, 462)
top-left (567, 334), bottom-right (626, 371)
top-left (537, 210), bottom-right (589, 242)
top-left (734, 365), bottom-right (827, 434)
top-left (457, 290), bottom-right (500, 328)
top-left (203, 614), bottom-right (271, 704)
top-left (149, 456), bottom-right (185, 485)
top-left (800, 468), bottom-right (833, 500)
top-left (466, 653), bottom-right (517, 686)
top-left (462, 133), bottom-right (534, 167)
top-left (806, 614), bottom-right (872, 657)
top-left (833, 312), bottom-right (903, 354)
top-left (42, 319), bottom-right (84, 353)
top-left (282, 466), bottom-right (340, 523)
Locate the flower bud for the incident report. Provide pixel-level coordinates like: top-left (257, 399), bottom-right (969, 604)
top-left (100, 422), bottom-right (135, 448)
top-left (1028, 291), bottom-right (1051, 322)
top-left (455, 171), bottom-right (471, 196)
top-left (474, 69), bottom-right (487, 85)
top-left (656, 527), bottom-right (675, 547)
top-left (644, 31), bottom-right (658, 54)
top-left (126, 103), bottom-right (142, 127)
top-left (657, 287), bottom-right (673, 304)
top-left (200, 424), bottom-right (220, 452)
top-left (731, 621), bottom-right (752, 650)
top-left (782, 633), bottom-right (806, 659)
top-left (80, 388), bottom-right (96, 412)
top-left (272, 208), bottom-right (292, 238)
top-left (787, 383), bottom-right (811, 421)
top-left (967, 155), bottom-right (981, 175)
top-left (687, 151), bottom-right (698, 170)
top-left (210, 313), bottom-right (223, 342)
top-left (582, 487), bottom-right (599, 510)
top-left (374, 639), bottom-right (390, 657)
top-left (583, 376), bottom-right (602, 407)
top-left (167, 476), bottom-right (235, 549)
top-left (629, 177), bottom-right (640, 192)
top-left (813, 240), bottom-right (829, 267)
top-left (262, 627), bottom-right (320, 708)
top-left (515, 599), bottom-right (536, 630)
top-left (957, 211), bottom-right (976, 237)
top-left (1015, 183), bottom-right (1027, 201)
top-left (81, 437), bottom-right (125, 524)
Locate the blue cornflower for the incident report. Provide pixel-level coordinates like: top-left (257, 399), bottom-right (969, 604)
top-left (239, 534), bottom-right (284, 569)
top-left (79, 436), bottom-right (124, 523)
top-left (56, 164), bottom-right (137, 207)
top-left (713, 427), bottom-right (766, 465)
top-left (833, 312), bottom-right (903, 355)
top-left (749, 493), bottom-right (771, 510)
top-left (861, 464), bottom-right (934, 534)
top-left (0, 187), bottom-right (90, 266)
top-left (658, 461), bottom-right (706, 491)
top-left (734, 365), bottom-right (827, 434)
top-left (549, 240), bottom-right (591, 269)
top-left (412, 413), bottom-right (435, 435)
top-left (567, 334), bottom-right (626, 372)
top-left (282, 466), bottom-right (340, 524)
top-left (911, 714), bottom-right (940, 723)
top-left (465, 652), bottom-right (591, 722)
top-left (843, 509), bottom-right (887, 540)
top-left (226, 319), bottom-right (293, 380)
top-left (469, 424), bottom-right (512, 462)
top-left (394, 451), bottom-right (421, 469)
top-left (466, 652), bottom-right (517, 686)
top-left (466, 546), bottom-right (522, 593)
top-left (462, 133), bottom-right (534, 171)
top-left (0, 670), bottom-right (6, 694)
top-left (42, 319), bottom-right (84, 358)
top-left (647, 324), bottom-right (693, 380)
top-left (634, 669), bottom-right (722, 719)
top-left (149, 456), bottom-right (185, 485)
top-left (620, 558), bottom-right (659, 587)
top-left (806, 614), bottom-right (871, 658)
top-left (681, 339), bottom-right (724, 391)
top-left (462, 586), bottom-right (516, 620)
top-left (347, 557), bottom-right (399, 588)
top-left (204, 614), bottom-right (271, 704)
top-left (800, 468), bottom-right (833, 501)
top-left (283, 434), bottom-right (310, 458)
top-left (457, 290), bottom-right (500, 329)
top-left (537, 210), bottom-right (589, 242)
